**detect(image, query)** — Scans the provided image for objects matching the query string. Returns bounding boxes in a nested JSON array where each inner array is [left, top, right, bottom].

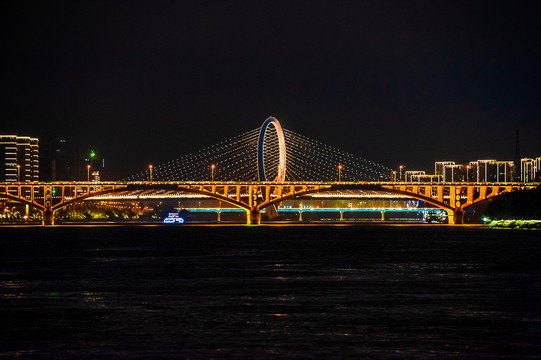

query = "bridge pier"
[[247, 208, 261, 225], [447, 210, 455, 225], [447, 209, 464, 225], [42, 208, 54, 226], [454, 209, 464, 224]]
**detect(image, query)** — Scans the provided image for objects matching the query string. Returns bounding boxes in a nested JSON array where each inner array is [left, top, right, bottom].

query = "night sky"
[[1, 1, 540, 179]]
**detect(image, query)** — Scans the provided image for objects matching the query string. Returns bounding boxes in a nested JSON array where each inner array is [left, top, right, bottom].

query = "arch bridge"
[[0, 181, 536, 225]]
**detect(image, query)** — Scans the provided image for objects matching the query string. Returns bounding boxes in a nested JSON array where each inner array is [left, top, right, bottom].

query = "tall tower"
[[514, 130, 521, 181]]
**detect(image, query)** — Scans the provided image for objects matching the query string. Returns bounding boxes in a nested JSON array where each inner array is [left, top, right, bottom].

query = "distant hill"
[[484, 186, 541, 220]]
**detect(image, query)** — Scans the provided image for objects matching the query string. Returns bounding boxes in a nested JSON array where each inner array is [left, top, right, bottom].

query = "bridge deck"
[[1, 181, 537, 225]]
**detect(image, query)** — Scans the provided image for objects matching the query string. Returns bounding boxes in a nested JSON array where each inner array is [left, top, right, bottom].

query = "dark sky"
[[1, 1, 540, 179]]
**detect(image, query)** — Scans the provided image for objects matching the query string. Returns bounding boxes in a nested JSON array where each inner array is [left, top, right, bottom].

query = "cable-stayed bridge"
[[0, 117, 537, 226], [124, 125, 391, 182]]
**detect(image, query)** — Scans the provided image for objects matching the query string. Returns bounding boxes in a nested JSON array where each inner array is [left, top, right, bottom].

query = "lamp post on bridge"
[[87, 165, 91, 182], [17, 164, 20, 182], [399, 165, 404, 182], [211, 164, 215, 182], [466, 165, 470, 182], [338, 164, 343, 182], [149, 164, 153, 182]]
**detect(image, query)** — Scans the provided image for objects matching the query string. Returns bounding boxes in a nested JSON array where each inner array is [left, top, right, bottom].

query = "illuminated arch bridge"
[[0, 117, 537, 225], [0, 180, 535, 226]]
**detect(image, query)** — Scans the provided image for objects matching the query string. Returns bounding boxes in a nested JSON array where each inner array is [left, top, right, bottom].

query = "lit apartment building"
[[493, 161, 514, 182], [404, 170, 425, 182], [435, 161, 454, 177], [521, 158, 535, 182], [466, 162, 476, 182], [0, 135, 39, 182], [475, 160, 496, 182], [443, 164, 463, 182]]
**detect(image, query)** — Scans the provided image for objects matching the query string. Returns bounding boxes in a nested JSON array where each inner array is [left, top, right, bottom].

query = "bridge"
[[1, 117, 537, 225], [1, 180, 535, 225]]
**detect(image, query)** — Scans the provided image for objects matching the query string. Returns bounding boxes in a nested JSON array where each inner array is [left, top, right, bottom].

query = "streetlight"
[[87, 165, 91, 182], [399, 165, 404, 182], [466, 165, 470, 182], [211, 164, 216, 182], [338, 164, 343, 182], [149, 164, 153, 182], [17, 164, 20, 182]]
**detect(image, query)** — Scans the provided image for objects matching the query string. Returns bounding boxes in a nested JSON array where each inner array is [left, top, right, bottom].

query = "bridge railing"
[[1, 181, 538, 225]]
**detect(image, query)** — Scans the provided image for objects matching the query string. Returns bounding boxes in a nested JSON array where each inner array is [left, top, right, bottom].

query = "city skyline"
[[2, 1, 540, 179], [2, 129, 540, 183]]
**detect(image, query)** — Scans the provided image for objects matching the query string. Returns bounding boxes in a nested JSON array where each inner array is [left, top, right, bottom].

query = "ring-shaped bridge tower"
[[257, 116, 286, 183]]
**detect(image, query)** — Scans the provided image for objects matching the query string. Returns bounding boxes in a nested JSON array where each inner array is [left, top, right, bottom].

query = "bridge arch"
[[1, 184, 253, 225], [258, 183, 455, 220], [258, 117, 286, 183], [0, 184, 131, 225], [145, 186, 251, 211], [4, 181, 534, 226], [52, 188, 127, 211], [0, 192, 44, 211]]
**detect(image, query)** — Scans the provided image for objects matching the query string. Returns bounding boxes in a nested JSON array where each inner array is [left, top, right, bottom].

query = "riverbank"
[[486, 220, 541, 229]]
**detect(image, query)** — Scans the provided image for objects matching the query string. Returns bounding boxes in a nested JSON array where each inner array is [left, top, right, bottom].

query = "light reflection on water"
[[0, 225, 540, 359], [1, 280, 24, 299]]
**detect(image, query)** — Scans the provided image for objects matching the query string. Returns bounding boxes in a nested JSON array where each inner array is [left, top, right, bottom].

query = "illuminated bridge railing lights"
[[1, 180, 538, 226]]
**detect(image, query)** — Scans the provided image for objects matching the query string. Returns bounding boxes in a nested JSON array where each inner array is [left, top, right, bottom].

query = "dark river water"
[[1, 225, 540, 359]]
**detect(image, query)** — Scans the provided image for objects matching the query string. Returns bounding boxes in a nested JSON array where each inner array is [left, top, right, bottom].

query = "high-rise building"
[[51, 139, 74, 181], [476, 160, 496, 182], [404, 170, 425, 182], [0, 135, 17, 182], [435, 161, 454, 177], [0, 135, 39, 182], [535, 157, 541, 181], [443, 164, 463, 182], [467, 161, 477, 182], [47, 140, 106, 181], [494, 161, 514, 182], [521, 158, 535, 182]]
